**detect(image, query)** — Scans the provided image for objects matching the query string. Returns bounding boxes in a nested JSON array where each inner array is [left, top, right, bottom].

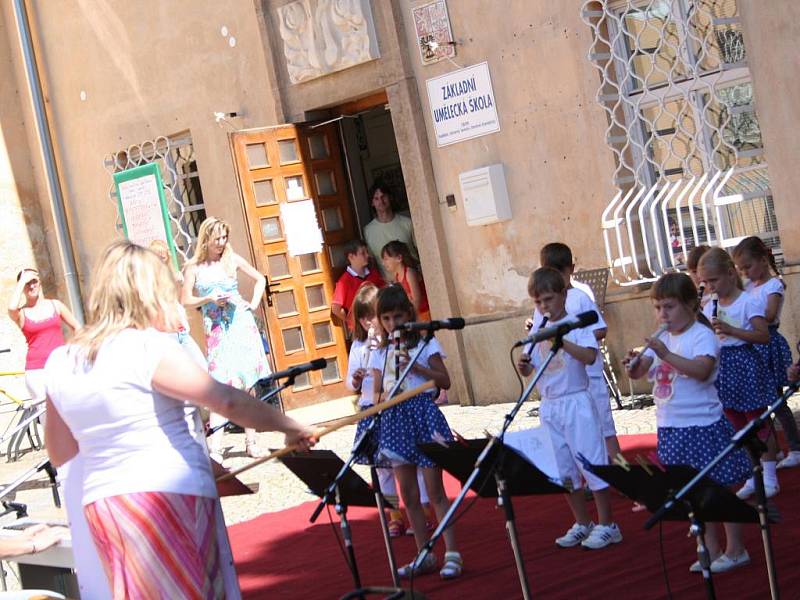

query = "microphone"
[[398, 318, 466, 332], [259, 358, 327, 382], [711, 293, 719, 319], [627, 324, 669, 371], [513, 311, 599, 348], [393, 329, 403, 381]]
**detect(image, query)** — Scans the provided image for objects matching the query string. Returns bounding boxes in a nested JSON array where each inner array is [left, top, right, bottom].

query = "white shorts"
[[539, 391, 609, 491], [589, 376, 617, 438]]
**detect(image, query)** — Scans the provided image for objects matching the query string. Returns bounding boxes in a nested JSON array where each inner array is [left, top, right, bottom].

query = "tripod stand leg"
[[496, 474, 531, 600], [749, 464, 780, 600], [370, 467, 400, 587]]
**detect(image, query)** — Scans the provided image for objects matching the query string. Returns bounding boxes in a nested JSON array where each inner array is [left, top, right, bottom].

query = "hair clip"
[[634, 454, 654, 476]]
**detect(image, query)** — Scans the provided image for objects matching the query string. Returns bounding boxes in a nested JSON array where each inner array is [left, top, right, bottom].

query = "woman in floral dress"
[[182, 217, 271, 459]]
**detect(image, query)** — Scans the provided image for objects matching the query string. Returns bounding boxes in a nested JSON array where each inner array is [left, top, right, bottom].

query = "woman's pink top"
[[21, 301, 65, 370]]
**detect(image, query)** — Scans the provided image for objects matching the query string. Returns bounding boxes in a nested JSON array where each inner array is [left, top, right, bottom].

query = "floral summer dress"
[[194, 262, 270, 390]]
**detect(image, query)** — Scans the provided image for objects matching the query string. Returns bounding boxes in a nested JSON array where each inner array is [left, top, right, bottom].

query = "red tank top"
[[21, 301, 65, 369], [400, 266, 430, 316]]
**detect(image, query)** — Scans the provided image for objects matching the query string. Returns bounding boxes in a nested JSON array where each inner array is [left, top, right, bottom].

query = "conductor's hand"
[[23, 524, 69, 553], [516, 353, 533, 377], [284, 426, 318, 452]]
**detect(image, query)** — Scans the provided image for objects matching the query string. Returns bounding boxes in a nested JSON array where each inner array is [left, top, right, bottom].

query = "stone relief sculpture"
[[277, 0, 379, 84]]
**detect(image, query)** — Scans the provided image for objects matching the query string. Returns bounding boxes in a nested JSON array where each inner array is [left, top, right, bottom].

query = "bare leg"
[[722, 522, 745, 557], [421, 467, 457, 553], [592, 487, 613, 525], [565, 489, 592, 525], [395, 465, 426, 551], [702, 523, 722, 559], [605, 435, 622, 461]]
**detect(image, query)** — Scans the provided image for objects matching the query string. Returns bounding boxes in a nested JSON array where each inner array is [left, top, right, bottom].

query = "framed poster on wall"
[[113, 162, 178, 268]]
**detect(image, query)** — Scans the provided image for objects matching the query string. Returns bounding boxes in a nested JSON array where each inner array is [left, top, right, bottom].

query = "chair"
[[0, 374, 44, 462], [571, 268, 624, 410]]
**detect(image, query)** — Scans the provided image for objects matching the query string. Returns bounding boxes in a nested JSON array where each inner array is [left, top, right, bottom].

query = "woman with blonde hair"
[[182, 217, 271, 459], [44, 240, 315, 598]]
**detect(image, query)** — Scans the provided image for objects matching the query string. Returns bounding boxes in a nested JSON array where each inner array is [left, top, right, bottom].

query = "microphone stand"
[[206, 376, 293, 437], [645, 382, 799, 600], [309, 330, 436, 600], [410, 333, 566, 600]]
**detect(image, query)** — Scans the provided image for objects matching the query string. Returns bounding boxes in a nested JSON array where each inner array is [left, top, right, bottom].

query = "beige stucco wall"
[[22, 0, 283, 291]]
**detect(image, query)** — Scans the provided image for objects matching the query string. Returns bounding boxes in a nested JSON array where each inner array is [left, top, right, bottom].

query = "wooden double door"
[[231, 124, 358, 410]]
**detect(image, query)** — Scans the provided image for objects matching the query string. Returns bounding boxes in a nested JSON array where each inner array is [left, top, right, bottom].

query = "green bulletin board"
[[113, 163, 179, 269]]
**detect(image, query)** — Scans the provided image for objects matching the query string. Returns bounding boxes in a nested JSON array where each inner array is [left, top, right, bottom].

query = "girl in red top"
[[381, 241, 430, 320], [7, 268, 79, 404]]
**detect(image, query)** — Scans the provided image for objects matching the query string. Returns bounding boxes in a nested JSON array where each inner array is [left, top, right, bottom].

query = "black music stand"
[[279, 450, 404, 600], [585, 463, 761, 600], [421, 439, 566, 596]]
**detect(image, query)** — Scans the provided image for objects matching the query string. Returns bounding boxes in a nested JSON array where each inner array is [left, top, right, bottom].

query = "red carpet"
[[229, 434, 800, 599]]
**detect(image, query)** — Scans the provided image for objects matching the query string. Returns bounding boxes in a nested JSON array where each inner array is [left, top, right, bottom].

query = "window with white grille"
[[581, 0, 780, 285], [104, 133, 207, 263]]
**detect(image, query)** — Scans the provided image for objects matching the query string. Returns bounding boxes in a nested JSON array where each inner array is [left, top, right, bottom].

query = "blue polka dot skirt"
[[658, 417, 751, 485], [377, 392, 453, 468], [755, 326, 794, 389], [716, 344, 775, 412]]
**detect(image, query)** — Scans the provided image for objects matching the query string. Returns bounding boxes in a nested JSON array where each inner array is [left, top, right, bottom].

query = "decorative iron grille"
[[581, 0, 781, 285], [103, 133, 206, 264]]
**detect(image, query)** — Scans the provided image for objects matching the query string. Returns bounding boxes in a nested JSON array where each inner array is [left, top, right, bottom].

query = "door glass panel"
[[292, 371, 311, 391], [267, 253, 290, 279], [253, 179, 276, 206], [260, 217, 283, 242], [312, 321, 334, 346], [274, 290, 297, 316], [308, 134, 329, 159], [321, 207, 343, 232], [315, 170, 336, 195], [299, 252, 320, 273], [278, 139, 300, 164], [321, 358, 341, 384], [246, 143, 269, 169], [328, 244, 347, 269], [305, 284, 327, 310], [285, 176, 306, 201], [282, 327, 304, 353]]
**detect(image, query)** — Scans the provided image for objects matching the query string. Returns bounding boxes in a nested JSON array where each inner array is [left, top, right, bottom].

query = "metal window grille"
[[581, 0, 781, 285], [103, 133, 207, 264]]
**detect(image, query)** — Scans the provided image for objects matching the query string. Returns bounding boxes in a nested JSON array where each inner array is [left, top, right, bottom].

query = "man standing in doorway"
[[363, 181, 418, 281]]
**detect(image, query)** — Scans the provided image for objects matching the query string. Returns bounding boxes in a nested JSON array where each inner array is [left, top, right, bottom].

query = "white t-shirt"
[[570, 279, 596, 303], [369, 337, 445, 395], [644, 321, 722, 428], [745, 277, 784, 326], [347, 338, 378, 407], [45, 328, 216, 505], [701, 291, 764, 347], [531, 288, 605, 377], [529, 314, 597, 399]]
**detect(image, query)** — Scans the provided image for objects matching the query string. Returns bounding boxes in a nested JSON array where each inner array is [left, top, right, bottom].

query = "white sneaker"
[[777, 451, 800, 469], [710, 551, 750, 573], [765, 483, 780, 498], [555, 522, 594, 548], [581, 523, 623, 550]]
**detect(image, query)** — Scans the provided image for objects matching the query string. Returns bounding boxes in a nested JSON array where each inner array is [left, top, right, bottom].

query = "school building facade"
[[2, 0, 799, 411]]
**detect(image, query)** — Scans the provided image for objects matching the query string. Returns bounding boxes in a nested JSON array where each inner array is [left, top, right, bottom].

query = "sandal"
[[397, 553, 437, 578], [439, 551, 463, 579], [388, 518, 404, 538]]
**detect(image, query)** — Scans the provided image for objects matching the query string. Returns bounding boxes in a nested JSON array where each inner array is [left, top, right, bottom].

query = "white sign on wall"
[[117, 173, 167, 247], [425, 61, 500, 147]]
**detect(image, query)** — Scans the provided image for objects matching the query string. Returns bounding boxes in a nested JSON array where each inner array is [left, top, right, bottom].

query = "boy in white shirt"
[[517, 268, 622, 550], [534, 243, 621, 459]]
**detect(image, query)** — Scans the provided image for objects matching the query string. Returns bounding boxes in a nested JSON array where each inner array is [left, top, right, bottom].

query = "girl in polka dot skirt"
[[733, 236, 800, 469], [625, 272, 752, 574], [698, 248, 778, 500], [368, 284, 462, 579]]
